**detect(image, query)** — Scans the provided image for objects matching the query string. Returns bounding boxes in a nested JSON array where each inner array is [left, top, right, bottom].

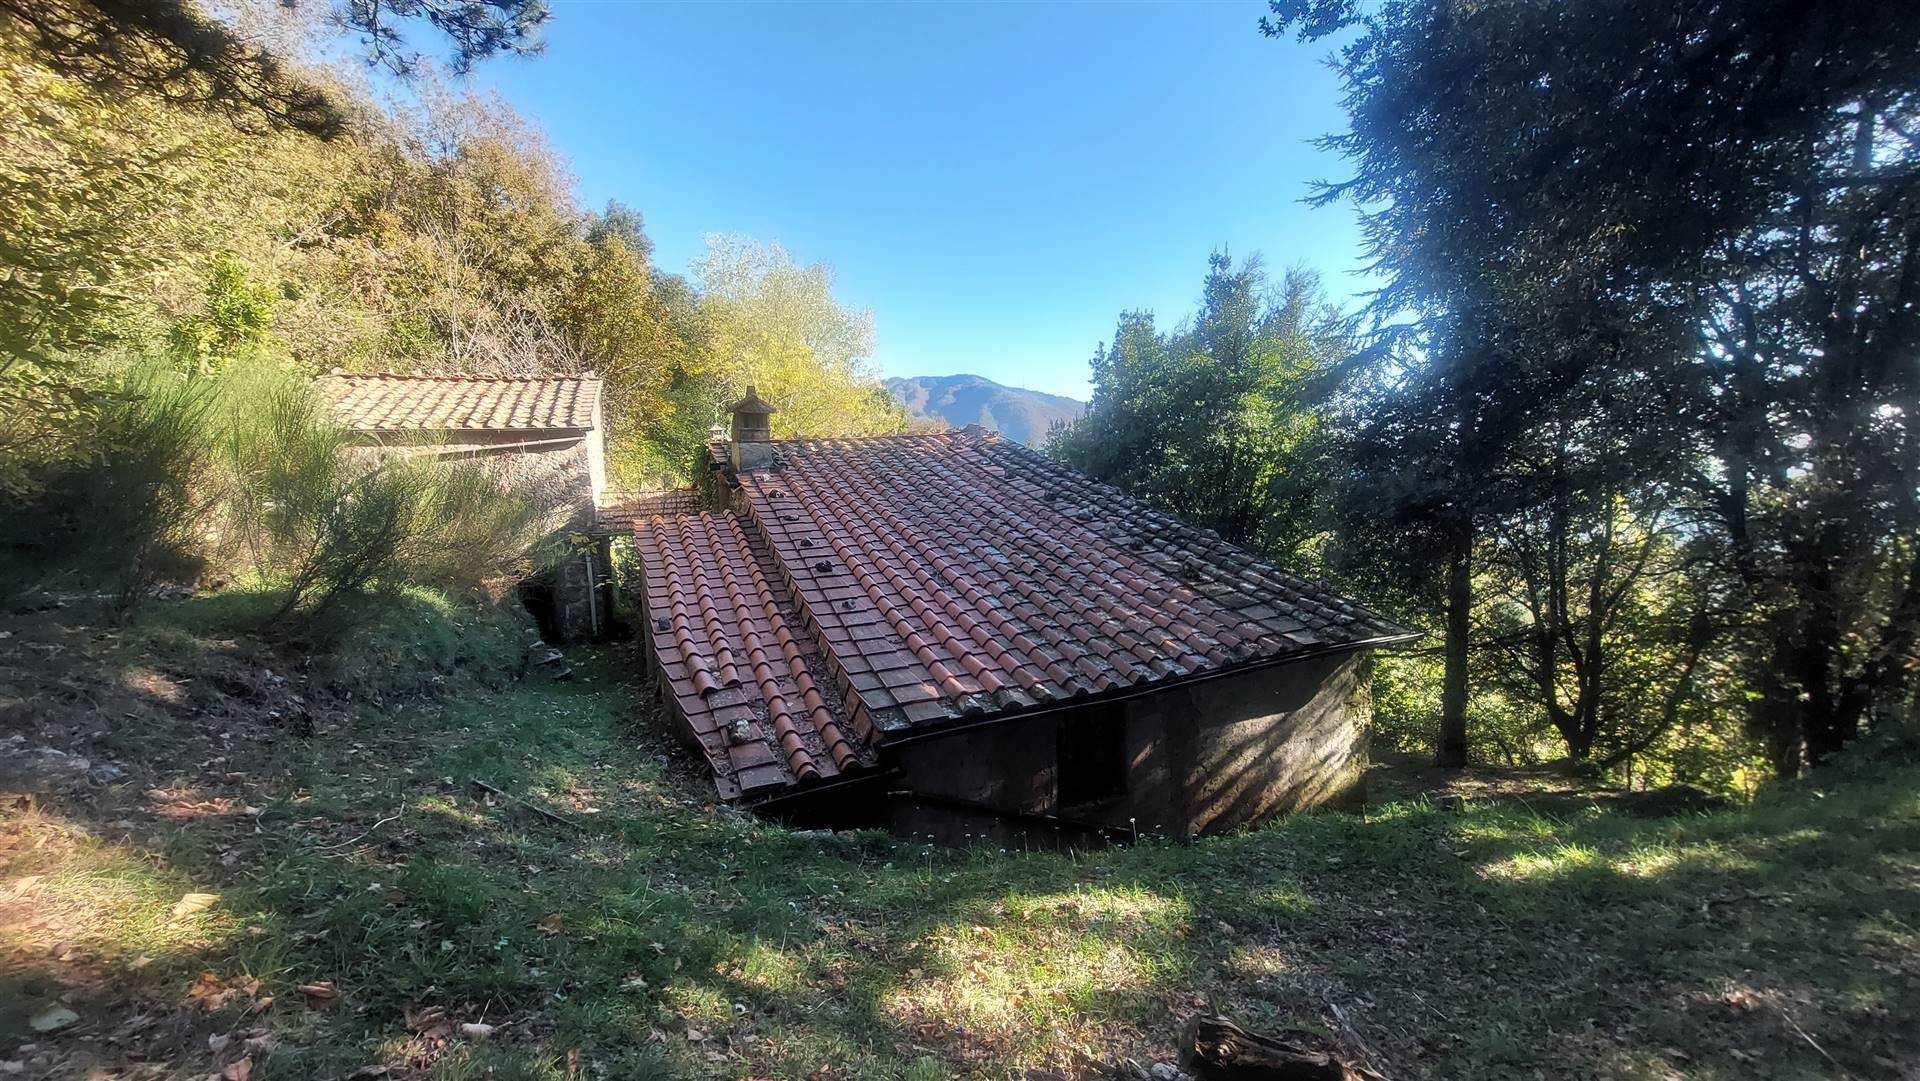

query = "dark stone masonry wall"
[[890, 650, 1372, 837], [549, 543, 614, 643]]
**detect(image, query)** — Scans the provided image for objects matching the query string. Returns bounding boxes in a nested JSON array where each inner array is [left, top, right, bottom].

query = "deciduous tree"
[[1055, 255, 1347, 571]]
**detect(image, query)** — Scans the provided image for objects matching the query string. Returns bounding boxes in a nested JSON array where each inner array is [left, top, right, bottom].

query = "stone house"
[[315, 371, 614, 640], [626, 390, 1417, 838]]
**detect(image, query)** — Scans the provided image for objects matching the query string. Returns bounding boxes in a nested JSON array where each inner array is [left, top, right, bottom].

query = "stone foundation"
[[548, 540, 614, 642]]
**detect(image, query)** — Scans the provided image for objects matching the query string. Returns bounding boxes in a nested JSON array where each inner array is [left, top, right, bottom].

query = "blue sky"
[[465, 2, 1367, 401]]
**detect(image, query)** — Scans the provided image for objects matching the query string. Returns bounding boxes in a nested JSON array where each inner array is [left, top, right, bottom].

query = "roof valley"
[[637, 512, 870, 798]]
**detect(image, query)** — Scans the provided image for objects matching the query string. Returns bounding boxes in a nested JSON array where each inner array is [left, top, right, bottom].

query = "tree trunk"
[[1758, 629, 1807, 778], [1565, 727, 1594, 763], [1437, 521, 1472, 768], [1864, 539, 1920, 731]]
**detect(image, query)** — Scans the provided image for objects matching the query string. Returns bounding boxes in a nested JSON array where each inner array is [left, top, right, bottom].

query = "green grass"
[[4, 624, 1918, 1078], [142, 583, 526, 695]]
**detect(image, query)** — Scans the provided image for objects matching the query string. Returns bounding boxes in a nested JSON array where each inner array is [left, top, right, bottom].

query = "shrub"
[[2, 359, 549, 633], [1369, 648, 1441, 756], [408, 459, 552, 595], [214, 369, 545, 643], [0, 364, 217, 612], [168, 255, 279, 374]]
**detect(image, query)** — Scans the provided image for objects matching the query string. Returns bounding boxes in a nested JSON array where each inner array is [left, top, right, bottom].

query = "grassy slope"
[[3, 603, 1918, 1079]]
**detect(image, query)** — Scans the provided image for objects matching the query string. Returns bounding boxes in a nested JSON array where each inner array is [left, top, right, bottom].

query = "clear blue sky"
[[465, 2, 1367, 402]]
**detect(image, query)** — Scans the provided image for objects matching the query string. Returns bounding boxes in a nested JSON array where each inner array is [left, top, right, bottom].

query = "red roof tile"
[[632, 512, 870, 799], [734, 429, 1415, 736], [317, 373, 601, 432], [594, 489, 703, 534], [636, 428, 1416, 801]]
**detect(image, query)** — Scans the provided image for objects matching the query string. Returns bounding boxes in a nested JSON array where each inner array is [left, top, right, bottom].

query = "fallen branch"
[[1775, 1003, 1846, 1076], [1185, 1015, 1377, 1081], [470, 778, 583, 831], [317, 800, 407, 851], [1325, 1002, 1387, 1076]]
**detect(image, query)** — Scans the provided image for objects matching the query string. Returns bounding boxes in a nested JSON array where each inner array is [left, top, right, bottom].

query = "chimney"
[[728, 385, 776, 471]]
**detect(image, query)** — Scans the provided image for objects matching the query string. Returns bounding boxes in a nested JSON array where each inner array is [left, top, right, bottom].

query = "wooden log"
[[1184, 1016, 1370, 1081]]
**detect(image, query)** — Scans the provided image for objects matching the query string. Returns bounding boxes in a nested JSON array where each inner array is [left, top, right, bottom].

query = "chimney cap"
[[730, 385, 775, 417]]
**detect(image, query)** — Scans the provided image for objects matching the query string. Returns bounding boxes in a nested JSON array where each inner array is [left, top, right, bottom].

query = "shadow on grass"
[[6, 630, 1918, 1079]]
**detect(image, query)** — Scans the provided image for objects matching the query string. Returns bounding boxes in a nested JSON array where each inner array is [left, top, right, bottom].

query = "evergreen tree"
[[1266, 0, 1920, 774]]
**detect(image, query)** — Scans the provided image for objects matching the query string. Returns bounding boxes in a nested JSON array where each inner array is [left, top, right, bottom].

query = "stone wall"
[[889, 650, 1373, 836], [1122, 650, 1372, 833], [546, 546, 601, 643], [344, 430, 611, 642], [345, 431, 600, 531]]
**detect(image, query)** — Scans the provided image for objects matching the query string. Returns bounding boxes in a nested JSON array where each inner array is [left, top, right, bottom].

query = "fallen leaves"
[[185, 972, 267, 1013], [170, 891, 220, 921], [146, 788, 239, 820], [380, 1002, 515, 1073], [407, 1004, 453, 1038], [186, 972, 228, 1009], [2, 874, 44, 900]]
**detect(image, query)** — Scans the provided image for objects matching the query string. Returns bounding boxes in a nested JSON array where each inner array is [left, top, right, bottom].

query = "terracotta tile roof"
[[632, 512, 871, 799], [636, 427, 1416, 801], [316, 373, 602, 432], [739, 429, 1416, 734]]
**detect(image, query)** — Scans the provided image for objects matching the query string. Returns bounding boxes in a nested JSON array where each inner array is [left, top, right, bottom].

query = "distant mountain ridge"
[[884, 374, 1086, 446]]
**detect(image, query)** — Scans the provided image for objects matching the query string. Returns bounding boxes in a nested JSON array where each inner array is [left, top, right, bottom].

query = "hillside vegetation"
[[4, 596, 1917, 1079], [3, 3, 1917, 1078], [1, 6, 904, 502], [1055, 0, 1920, 790]]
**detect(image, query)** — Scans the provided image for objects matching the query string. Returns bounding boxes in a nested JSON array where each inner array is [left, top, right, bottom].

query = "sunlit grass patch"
[[882, 883, 1192, 1063], [10, 593, 1920, 1080], [1002, 881, 1189, 932], [1478, 841, 1603, 883], [0, 808, 241, 967], [658, 980, 735, 1033], [413, 792, 498, 833], [119, 663, 189, 704], [1616, 838, 1773, 880], [717, 937, 808, 995], [1225, 942, 1303, 984], [1611, 842, 1687, 878]]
